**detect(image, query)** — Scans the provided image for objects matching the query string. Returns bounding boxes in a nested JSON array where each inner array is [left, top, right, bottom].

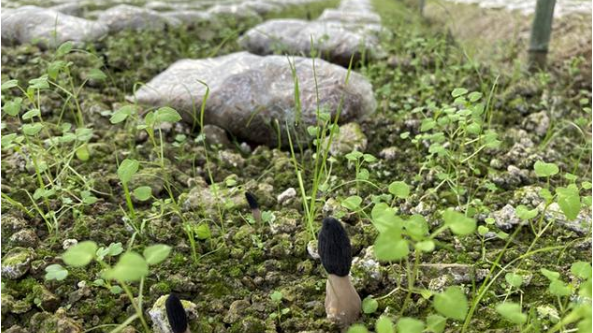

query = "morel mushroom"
[[245, 191, 261, 224], [318, 217, 361, 328], [166, 293, 189, 333]]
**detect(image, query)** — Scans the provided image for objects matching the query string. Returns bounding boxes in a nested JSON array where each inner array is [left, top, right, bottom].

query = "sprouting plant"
[[269, 290, 290, 325], [50, 241, 171, 333]]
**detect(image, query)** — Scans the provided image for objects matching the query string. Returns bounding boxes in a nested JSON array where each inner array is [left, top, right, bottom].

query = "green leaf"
[[154, 106, 182, 124], [363, 154, 377, 163], [56, 41, 73, 57], [540, 268, 560, 281], [534, 161, 559, 177], [415, 240, 435, 252], [388, 181, 410, 199], [75, 145, 90, 161], [22, 108, 40, 120], [195, 223, 211, 240], [495, 302, 526, 324], [396, 317, 425, 333], [477, 225, 489, 235], [143, 244, 171, 265], [1, 79, 19, 91], [442, 209, 476, 236], [374, 229, 409, 262], [451, 88, 468, 98], [117, 159, 139, 184], [468, 91, 483, 102], [110, 105, 135, 124], [420, 119, 436, 132], [28, 75, 49, 90], [505, 273, 523, 288], [342, 196, 362, 211], [345, 151, 363, 161], [103, 252, 149, 282], [106, 242, 124, 257], [549, 279, 572, 296], [426, 314, 446, 333], [362, 296, 378, 314], [515, 205, 538, 220], [22, 123, 44, 136], [133, 186, 152, 201], [571, 261, 592, 280], [556, 185, 581, 221], [405, 214, 428, 241], [87, 68, 107, 81], [44, 264, 69, 281], [270, 290, 283, 302], [375, 315, 395, 333], [347, 324, 368, 333], [3, 98, 22, 116], [62, 241, 97, 267], [371, 203, 402, 234], [433, 286, 468, 321]]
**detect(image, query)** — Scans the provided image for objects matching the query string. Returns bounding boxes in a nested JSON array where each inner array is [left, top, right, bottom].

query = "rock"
[[351, 246, 382, 290], [2, 294, 15, 314], [1, 6, 108, 49], [523, 111, 550, 137], [161, 10, 212, 26], [148, 295, 198, 333], [62, 239, 78, 250], [1, 247, 34, 279], [203, 125, 232, 148], [3, 325, 27, 333], [218, 151, 245, 169], [50, 3, 83, 17], [224, 299, 250, 324], [491, 204, 524, 231], [542, 203, 592, 235], [422, 263, 489, 290], [9, 229, 39, 247], [239, 19, 382, 66], [307, 240, 320, 260], [30, 308, 83, 333], [128, 167, 166, 197], [269, 210, 299, 235], [97, 5, 180, 33], [277, 188, 297, 206], [33, 285, 60, 312], [317, 9, 381, 24], [379, 146, 399, 161], [134, 52, 376, 147], [327, 122, 368, 156], [1, 215, 28, 242], [183, 178, 245, 213], [207, 4, 262, 25], [241, 1, 281, 15]]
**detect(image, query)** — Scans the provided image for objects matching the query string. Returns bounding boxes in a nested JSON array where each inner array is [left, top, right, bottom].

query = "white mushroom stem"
[[325, 274, 361, 328]]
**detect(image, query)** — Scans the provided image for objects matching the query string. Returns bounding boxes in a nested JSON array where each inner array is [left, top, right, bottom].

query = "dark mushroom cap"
[[245, 192, 259, 210], [318, 217, 352, 277], [166, 293, 188, 333]]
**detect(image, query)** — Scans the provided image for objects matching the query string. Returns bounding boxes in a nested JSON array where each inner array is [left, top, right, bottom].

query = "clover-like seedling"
[[318, 217, 361, 328], [166, 293, 189, 333], [245, 192, 261, 224]]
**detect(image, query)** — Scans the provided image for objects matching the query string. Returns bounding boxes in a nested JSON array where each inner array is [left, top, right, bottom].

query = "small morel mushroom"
[[166, 293, 189, 333], [245, 191, 261, 224], [318, 217, 361, 328]]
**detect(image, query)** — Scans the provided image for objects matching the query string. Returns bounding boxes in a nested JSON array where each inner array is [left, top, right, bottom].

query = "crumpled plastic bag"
[[133, 52, 376, 147], [1, 6, 108, 49], [239, 19, 382, 66]]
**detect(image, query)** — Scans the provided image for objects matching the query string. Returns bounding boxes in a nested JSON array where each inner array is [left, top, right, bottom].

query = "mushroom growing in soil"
[[318, 217, 361, 328], [245, 191, 261, 224], [166, 293, 190, 333]]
